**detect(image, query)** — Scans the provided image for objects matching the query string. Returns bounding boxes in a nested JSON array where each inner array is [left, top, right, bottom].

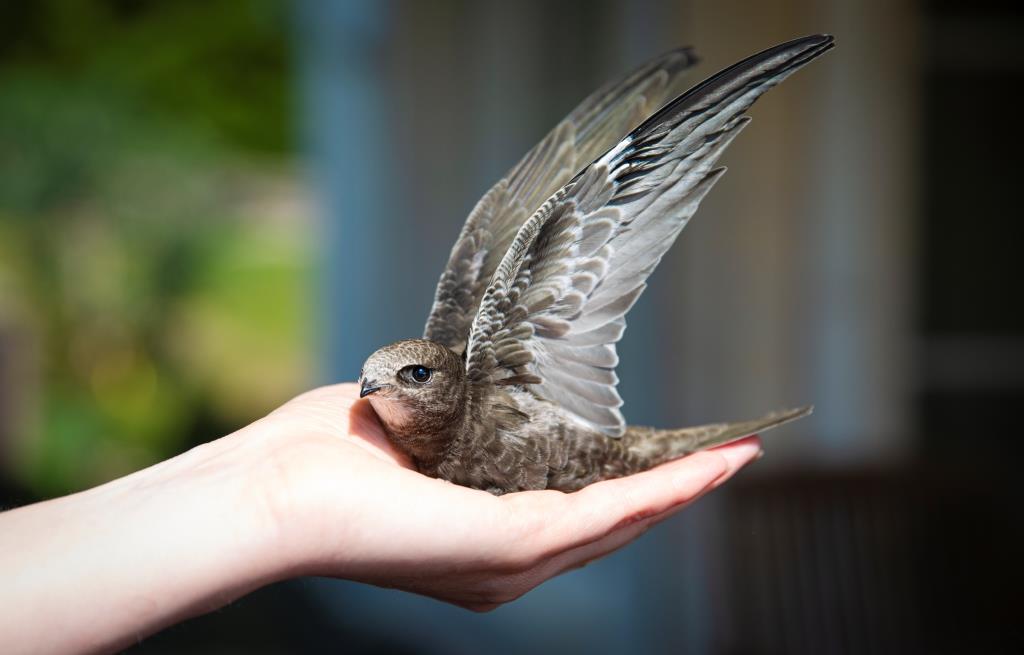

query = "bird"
[[357, 34, 835, 494]]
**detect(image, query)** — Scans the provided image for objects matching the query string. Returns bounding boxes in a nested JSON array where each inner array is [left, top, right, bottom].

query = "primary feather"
[[423, 47, 699, 353], [464, 35, 834, 436]]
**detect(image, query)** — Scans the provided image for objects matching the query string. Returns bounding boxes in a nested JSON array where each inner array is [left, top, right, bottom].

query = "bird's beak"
[[359, 378, 382, 398]]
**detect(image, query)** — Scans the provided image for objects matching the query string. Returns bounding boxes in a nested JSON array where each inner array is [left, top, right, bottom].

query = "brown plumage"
[[358, 35, 833, 494]]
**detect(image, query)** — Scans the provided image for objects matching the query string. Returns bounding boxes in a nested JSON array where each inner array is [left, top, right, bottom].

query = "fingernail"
[[717, 439, 762, 473]]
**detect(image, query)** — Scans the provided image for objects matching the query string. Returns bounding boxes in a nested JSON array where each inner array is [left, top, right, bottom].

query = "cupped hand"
[[245, 383, 761, 611]]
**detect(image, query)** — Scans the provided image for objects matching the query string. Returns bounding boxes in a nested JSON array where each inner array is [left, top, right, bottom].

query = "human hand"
[[0, 383, 761, 654], [244, 383, 763, 611]]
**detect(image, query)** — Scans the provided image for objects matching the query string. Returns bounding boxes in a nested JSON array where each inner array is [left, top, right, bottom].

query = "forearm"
[[0, 429, 285, 655], [0, 381, 764, 651]]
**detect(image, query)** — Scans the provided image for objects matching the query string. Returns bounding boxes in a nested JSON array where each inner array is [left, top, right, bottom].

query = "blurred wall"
[[673, 0, 919, 466]]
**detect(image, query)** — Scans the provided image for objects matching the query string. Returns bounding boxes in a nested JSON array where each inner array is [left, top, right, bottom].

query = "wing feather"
[[464, 35, 835, 436], [423, 48, 700, 351]]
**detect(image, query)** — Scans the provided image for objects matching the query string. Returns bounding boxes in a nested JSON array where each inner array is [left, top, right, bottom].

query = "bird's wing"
[[423, 48, 700, 353], [464, 35, 834, 436]]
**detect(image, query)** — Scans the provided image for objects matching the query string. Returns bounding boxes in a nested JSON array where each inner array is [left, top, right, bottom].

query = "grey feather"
[[465, 35, 834, 437], [359, 36, 833, 495], [423, 48, 700, 352]]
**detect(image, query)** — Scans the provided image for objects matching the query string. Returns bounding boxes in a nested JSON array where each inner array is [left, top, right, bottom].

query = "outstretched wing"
[[464, 35, 834, 436], [423, 48, 700, 352]]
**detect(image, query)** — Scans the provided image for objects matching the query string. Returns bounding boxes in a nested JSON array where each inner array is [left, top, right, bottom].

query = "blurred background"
[[0, 0, 1020, 653]]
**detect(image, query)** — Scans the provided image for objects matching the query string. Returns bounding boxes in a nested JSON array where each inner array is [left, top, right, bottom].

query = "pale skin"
[[0, 383, 762, 655]]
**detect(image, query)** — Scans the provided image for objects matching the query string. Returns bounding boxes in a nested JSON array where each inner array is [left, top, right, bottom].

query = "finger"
[[507, 450, 727, 563], [523, 438, 763, 584], [446, 474, 718, 609], [503, 497, 689, 600], [516, 436, 763, 562], [621, 435, 762, 525], [707, 436, 762, 487], [603, 436, 762, 535], [570, 450, 727, 531]]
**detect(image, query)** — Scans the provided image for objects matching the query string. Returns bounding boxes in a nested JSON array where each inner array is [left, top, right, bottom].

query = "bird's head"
[[358, 339, 467, 447]]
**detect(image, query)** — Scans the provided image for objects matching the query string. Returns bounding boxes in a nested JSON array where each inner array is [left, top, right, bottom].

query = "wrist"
[[130, 423, 299, 590], [79, 426, 294, 647], [0, 424, 295, 654]]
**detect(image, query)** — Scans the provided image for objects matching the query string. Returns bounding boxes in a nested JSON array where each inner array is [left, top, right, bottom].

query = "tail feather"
[[624, 405, 813, 468]]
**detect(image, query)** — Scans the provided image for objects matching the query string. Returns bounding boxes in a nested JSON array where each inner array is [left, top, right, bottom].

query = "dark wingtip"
[[627, 33, 836, 143], [776, 33, 835, 50]]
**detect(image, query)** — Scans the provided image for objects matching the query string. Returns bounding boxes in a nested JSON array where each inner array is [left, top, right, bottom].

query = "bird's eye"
[[410, 365, 432, 383]]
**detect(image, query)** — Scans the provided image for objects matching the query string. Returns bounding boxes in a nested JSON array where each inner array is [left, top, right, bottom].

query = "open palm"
[[250, 383, 762, 611]]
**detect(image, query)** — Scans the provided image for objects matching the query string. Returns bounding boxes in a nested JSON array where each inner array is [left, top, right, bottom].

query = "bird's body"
[[373, 347, 808, 493], [436, 387, 805, 494], [435, 386, 644, 494], [358, 35, 834, 494]]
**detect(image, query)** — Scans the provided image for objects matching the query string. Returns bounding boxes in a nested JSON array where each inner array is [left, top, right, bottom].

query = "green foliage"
[[0, 0, 311, 497], [0, 0, 293, 154]]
